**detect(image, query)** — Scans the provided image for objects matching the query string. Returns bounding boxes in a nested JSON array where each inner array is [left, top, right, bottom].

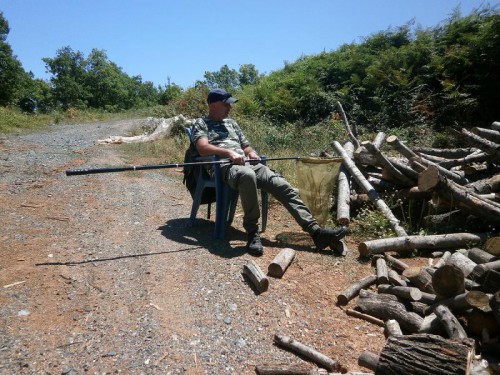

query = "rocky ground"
[[0, 119, 422, 374]]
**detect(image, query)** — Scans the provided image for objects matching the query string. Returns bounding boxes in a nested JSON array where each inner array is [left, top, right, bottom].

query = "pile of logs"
[[333, 120, 500, 235], [337, 246, 500, 374]]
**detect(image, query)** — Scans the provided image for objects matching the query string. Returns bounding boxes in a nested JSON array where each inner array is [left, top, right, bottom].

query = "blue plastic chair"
[[186, 128, 268, 239]]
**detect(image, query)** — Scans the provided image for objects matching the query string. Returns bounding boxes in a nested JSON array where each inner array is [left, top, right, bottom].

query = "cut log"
[[384, 254, 409, 271], [333, 141, 408, 237], [419, 166, 500, 225], [376, 258, 389, 285], [446, 252, 477, 278], [482, 269, 500, 293], [402, 267, 435, 294], [358, 351, 379, 372], [337, 141, 354, 225], [485, 237, 500, 256], [374, 334, 475, 375], [467, 247, 497, 264], [337, 274, 377, 306], [377, 285, 422, 301], [268, 248, 296, 278], [465, 309, 499, 337], [356, 293, 424, 333], [470, 259, 500, 281], [243, 260, 269, 294], [434, 305, 468, 339], [431, 264, 465, 297], [434, 251, 452, 269], [492, 121, 500, 131], [467, 174, 500, 194], [425, 291, 490, 315], [471, 127, 500, 143], [388, 270, 407, 287], [358, 233, 488, 257], [384, 319, 403, 337], [273, 333, 344, 372]]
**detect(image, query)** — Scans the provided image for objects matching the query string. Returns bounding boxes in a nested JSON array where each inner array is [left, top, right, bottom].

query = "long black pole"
[[65, 156, 301, 176]]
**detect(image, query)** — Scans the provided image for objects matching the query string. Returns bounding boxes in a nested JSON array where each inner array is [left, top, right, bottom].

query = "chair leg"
[[188, 185, 205, 227], [261, 190, 268, 232]]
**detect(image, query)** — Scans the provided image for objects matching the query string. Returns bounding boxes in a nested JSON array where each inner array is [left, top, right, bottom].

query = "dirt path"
[[1, 120, 387, 374]]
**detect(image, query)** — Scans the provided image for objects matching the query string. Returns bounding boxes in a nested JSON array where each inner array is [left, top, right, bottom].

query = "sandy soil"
[[0, 119, 425, 374]]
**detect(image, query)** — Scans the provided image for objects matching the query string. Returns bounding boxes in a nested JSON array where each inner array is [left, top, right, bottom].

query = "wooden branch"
[[255, 365, 318, 375], [268, 248, 296, 278], [333, 141, 408, 237], [345, 308, 385, 327], [372, 131, 386, 149], [336, 101, 360, 148], [273, 334, 344, 372], [376, 334, 475, 374], [388, 270, 407, 287], [243, 260, 269, 294], [434, 305, 468, 339], [358, 232, 488, 257], [384, 254, 409, 271], [337, 274, 377, 306]]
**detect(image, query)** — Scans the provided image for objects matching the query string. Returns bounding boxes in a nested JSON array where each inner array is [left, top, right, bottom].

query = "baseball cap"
[[207, 88, 238, 104]]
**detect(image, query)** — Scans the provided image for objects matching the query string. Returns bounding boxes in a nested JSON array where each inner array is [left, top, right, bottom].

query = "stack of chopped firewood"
[[331, 113, 500, 374]]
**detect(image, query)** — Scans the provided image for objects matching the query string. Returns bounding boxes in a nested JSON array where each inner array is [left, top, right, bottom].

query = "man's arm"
[[195, 138, 246, 165]]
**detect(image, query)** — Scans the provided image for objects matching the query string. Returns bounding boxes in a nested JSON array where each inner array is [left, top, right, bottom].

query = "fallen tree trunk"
[[333, 141, 408, 237], [372, 334, 474, 375], [358, 232, 488, 257]]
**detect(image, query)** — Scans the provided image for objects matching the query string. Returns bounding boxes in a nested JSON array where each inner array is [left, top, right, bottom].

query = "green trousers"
[[223, 163, 320, 235]]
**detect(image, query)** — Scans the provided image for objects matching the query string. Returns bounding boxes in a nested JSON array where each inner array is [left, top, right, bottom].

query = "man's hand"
[[246, 151, 261, 165], [228, 150, 246, 165]]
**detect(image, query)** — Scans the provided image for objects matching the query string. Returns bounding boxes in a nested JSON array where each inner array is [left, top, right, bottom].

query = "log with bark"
[[402, 267, 435, 294], [370, 334, 475, 375], [358, 232, 488, 257], [337, 142, 354, 225], [471, 127, 500, 143], [431, 264, 465, 297], [337, 274, 377, 306], [461, 127, 500, 162], [268, 248, 296, 278], [243, 260, 269, 294], [434, 304, 468, 339], [418, 165, 500, 226], [470, 259, 500, 282]]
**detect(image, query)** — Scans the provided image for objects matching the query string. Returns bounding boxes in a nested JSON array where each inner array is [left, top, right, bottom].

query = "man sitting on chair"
[[190, 88, 347, 256]]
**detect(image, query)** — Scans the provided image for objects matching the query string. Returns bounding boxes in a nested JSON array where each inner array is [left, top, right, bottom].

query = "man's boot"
[[312, 226, 348, 251], [246, 231, 263, 256]]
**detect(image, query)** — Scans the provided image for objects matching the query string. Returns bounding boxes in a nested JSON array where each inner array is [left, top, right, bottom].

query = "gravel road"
[[0, 119, 385, 374]]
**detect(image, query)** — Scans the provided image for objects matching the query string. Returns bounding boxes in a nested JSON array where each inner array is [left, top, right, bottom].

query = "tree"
[[0, 12, 26, 106], [43, 46, 90, 109]]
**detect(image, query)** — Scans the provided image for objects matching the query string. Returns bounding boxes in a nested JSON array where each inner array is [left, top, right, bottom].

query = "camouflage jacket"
[[190, 117, 251, 156]]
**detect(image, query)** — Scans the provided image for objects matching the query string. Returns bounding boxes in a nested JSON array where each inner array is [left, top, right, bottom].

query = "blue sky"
[[1, 1, 494, 88]]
